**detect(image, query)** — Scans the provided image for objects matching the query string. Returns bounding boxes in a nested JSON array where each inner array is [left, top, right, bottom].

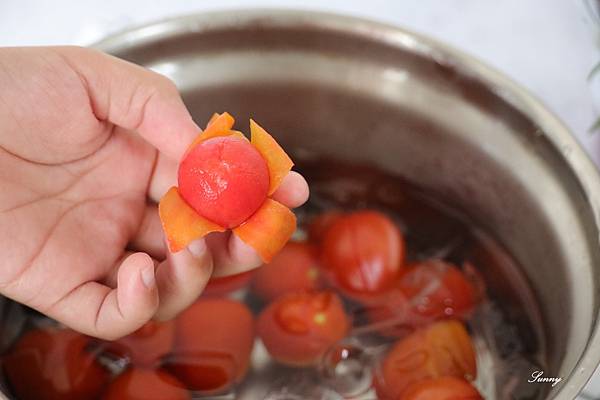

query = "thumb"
[[58, 46, 199, 161]]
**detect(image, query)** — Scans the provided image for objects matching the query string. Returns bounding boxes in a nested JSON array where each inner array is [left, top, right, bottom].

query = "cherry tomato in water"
[[103, 368, 190, 400], [400, 377, 482, 400], [322, 211, 405, 294], [4, 328, 109, 400], [257, 291, 350, 366]]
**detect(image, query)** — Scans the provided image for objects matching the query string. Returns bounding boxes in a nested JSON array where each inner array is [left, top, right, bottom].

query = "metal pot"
[[7, 9, 600, 400]]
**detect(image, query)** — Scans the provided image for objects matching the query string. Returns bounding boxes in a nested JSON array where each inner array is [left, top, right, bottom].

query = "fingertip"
[[118, 252, 159, 319], [271, 171, 310, 208], [212, 234, 262, 278]]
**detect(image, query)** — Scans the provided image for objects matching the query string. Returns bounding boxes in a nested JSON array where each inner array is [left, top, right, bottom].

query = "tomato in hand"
[[252, 242, 320, 301], [400, 377, 482, 400], [103, 368, 190, 400], [375, 320, 477, 400], [178, 136, 270, 228], [322, 210, 405, 294], [3, 328, 109, 400], [203, 269, 256, 297], [166, 298, 254, 394], [257, 291, 350, 366], [102, 320, 175, 367]]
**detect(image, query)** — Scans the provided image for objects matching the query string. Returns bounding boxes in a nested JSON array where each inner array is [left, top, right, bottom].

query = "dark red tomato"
[[400, 377, 482, 400], [398, 260, 477, 320], [178, 136, 269, 228], [366, 260, 478, 336], [375, 320, 477, 400], [166, 298, 254, 394], [103, 368, 189, 400], [257, 291, 350, 366], [3, 328, 109, 400], [203, 270, 256, 297], [307, 211, 342, 244], [252, 242, 320, 301], [102, 320, 175, 367], [322, 211, 405, 294]]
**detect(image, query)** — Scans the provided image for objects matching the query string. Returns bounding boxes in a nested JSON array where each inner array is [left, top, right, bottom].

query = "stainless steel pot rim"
[[93, 9, 600, 398]]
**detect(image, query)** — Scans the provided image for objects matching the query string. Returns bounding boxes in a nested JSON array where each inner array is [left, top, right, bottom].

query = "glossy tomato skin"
[[178, 136, 269, 228], [4, 328, 109, 400], [322, 211, 405, 294], [252, 242, 320, 301], [257, 291, 350, 366], [102, 320, 175, 367], [103, 368, 190, 400], [375, 320, 477, 400], [400, 377, 483, 400], [366, 260, 478, 336], [203, 269, 256, 297], [166, 298, 254, 394]]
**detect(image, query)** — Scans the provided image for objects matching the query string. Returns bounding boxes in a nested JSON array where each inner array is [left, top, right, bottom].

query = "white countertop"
[[1, 0, 600, 398]]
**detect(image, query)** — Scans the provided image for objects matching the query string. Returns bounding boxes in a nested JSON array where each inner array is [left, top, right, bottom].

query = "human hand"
[[0, 46, 309, 340]]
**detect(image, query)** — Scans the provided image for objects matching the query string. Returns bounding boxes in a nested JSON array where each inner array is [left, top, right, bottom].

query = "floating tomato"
[[257, 291, 350, 366], [252, 242, 320, 301], [203, 270, 256, 297], [366, 260, 478, 336], [322, 211, 405, 294], [102, 320, 175, 367], [375, 320, 477, 400], [166, 298, 254, 394], [400, 377, 482, 400], [3, 328, 109, 400], [103, 368, 189, 400]]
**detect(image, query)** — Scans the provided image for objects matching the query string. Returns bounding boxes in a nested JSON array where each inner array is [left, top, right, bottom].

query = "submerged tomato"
[[166, 298, 254, 394], [178, 136, 269, 228], [366, 260, 478, 336], [252, 242, 320, 301], [322, 211, 405, 294], [4, 328, 109, 400], [102, 320, 175, 367], [375, 320, 477, 400], [103, 368, 190, 400], [307, 211, 342, 244], [400, 377, 483, 400], [257, 291, 350, 366]]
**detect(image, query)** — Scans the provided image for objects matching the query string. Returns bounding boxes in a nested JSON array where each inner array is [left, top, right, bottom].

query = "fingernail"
[[187, 239, 207, 258], [141, 266, 155, 289]]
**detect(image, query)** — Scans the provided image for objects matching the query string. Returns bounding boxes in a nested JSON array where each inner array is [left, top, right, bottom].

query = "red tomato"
[[102, 320, 175, 367], [322, 211, 405, 294], [400, 377, 482, 400], [203, 270, 255, 297], [257, 291, 350, 366], [166, 298, 254, 394], [375, 320, 477, 400], [398, 260, 477, 320], [103, 368, 189, 400], [178, 136, 269, 228], [252, 242, 320, 301], [366, 260, 477, 336], [3, 328, 109, 400], [307, 211, 342, 244]]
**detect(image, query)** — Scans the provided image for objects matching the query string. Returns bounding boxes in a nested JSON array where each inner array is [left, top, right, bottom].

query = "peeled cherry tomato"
[[103, 368, 189, 400], [178, 136, 269, 228], [322, 211, 405, 294], [252, 242, 320, 301], [375, 320, 477, 400], [398, 260, 477, 320], [166, 298, 254, 394], [102, 320, 175, 367], [4, 328, 109, 400], [257, 291, 350, 366], [203, 270, 256, 297], [400, 377, 483, 400]]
